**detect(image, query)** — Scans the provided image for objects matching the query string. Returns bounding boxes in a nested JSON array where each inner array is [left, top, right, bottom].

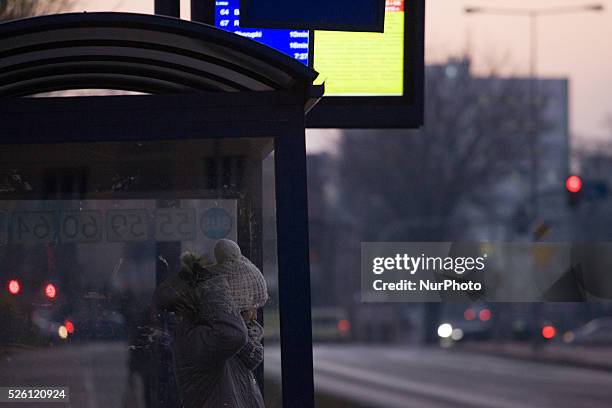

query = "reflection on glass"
[[0, 138, 279, 407]]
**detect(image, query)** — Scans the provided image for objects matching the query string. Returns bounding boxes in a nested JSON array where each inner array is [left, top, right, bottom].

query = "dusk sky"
[[77, 0, 612, 146]]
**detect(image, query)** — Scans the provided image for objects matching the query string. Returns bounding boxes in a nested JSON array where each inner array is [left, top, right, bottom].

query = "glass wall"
[[0, 137, 281, 407]]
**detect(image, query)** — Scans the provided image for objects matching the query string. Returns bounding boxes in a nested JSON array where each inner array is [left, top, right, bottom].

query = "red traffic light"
[[44, 283, 57, 299], [566, 176, 582, 193], [542, 325, 557, 339], [8, 279, 20, 295]]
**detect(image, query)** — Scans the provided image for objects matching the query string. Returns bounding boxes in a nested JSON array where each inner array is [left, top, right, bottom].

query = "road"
[[1, 342, 612, 407], [266, 344, 612, 408], [0, 342, 129, 408]]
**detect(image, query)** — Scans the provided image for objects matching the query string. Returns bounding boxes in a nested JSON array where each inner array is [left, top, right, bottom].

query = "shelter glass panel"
[[0, 137, 281, 407]]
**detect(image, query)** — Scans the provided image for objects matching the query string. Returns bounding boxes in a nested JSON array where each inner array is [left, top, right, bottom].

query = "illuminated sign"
[[215, 0, 309, 65], [313, 0, 405, 96], [214, 0, 424, 128]]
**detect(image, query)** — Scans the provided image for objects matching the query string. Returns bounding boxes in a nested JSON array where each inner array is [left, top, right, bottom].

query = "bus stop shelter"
[[0, 12, 318, 407]]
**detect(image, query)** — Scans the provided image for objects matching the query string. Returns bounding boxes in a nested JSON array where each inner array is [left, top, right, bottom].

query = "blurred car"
[[439, 303, 494, 341], [312, 307, 351, 342], [565, 317, 612, 346]]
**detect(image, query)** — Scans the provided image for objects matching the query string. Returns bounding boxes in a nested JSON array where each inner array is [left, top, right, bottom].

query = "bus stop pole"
[[274, 117, 315, 407]]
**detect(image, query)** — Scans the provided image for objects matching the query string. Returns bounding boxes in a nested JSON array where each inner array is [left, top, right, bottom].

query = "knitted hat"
[[209, 239, 268, 311]]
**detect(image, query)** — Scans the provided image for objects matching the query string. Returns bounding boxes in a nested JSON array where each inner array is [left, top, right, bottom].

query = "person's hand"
[[241, 309, 257, 322], [246, 320, 264, 343]]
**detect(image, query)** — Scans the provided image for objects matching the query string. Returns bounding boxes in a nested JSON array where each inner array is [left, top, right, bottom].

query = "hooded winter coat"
[[154, 270, 264, 408]]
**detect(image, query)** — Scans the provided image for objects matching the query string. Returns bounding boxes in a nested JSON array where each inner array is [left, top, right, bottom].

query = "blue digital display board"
[[215, 0, 309, 66]]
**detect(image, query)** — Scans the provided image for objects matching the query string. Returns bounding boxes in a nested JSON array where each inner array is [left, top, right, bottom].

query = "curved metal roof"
[[0, 12, 319, 97]]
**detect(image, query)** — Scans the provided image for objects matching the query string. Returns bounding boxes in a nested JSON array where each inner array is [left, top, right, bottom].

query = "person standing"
[[153, 244, 267, 408]]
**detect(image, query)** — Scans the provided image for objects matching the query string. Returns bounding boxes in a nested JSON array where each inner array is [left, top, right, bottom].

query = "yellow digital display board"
[[313, 0, 404, 96]]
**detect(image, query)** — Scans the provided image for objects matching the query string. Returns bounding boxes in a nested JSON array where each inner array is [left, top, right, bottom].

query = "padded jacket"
[[170, 275, 265, 408]]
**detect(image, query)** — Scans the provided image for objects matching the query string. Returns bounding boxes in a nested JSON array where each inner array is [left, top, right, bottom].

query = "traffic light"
[[44, 283, 57, 299], [8, 279, 21, 295], [541, 325, 557, 340], [566, 175, 582, 208], [566, 176, 609, 208]]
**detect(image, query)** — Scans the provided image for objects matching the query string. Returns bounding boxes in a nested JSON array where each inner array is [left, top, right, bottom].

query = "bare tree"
[[0, 0, 73, 21], [337, 57, 549, 242], [333, 56, 553, 343]]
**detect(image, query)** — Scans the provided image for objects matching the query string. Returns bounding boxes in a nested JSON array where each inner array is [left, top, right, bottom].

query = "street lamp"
[[465, 3, 604, 223]]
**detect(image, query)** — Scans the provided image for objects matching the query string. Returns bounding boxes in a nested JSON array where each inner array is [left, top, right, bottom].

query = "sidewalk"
[[458, 342, 612, 371]]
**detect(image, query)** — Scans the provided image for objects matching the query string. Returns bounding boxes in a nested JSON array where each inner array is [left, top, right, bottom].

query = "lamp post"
[[465, 4, 604, 223]]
